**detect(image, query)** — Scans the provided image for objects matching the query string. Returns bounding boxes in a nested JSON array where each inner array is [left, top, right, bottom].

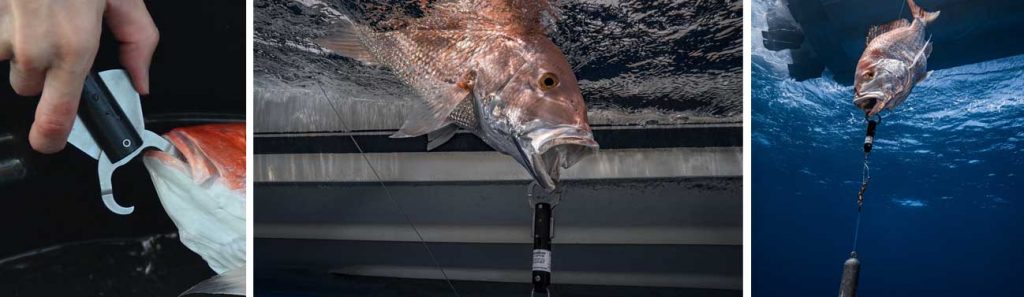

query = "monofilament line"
[[317, 82, 461, 297]]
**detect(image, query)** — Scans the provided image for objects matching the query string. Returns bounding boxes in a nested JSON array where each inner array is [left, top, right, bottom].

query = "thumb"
[[105, 0, 159, 94]]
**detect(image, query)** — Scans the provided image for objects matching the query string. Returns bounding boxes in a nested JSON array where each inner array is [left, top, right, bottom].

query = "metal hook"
[[97, 153, 134, 215], [527, 181, 562, 207], [95, 130, 172, 215]]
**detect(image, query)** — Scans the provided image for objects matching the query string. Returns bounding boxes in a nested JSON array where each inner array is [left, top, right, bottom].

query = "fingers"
[[105, 0, 158, 95], [0, 19, 10, 62], [21, 2, 103, 154], [3, 8, 47, 96], [3, 0, 147, 154], [9, 54, 47, 96], [29, 67, 90, 154]]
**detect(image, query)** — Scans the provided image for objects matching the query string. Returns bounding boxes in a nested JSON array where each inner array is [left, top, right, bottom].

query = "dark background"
[[0, 1, 243, 295]]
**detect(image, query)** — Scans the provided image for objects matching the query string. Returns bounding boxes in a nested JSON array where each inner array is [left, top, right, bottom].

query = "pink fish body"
[[853, 0, 940, 116], [318, 0, 598, 190]]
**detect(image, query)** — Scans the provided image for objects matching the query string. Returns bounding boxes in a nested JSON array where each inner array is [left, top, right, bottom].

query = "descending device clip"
[[67, 70, 172, 215], [528, 182, 562, 297]]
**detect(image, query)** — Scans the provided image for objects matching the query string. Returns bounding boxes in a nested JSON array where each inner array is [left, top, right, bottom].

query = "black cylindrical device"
[[532, 202, 553, 294], [839, 252, 861, 297], [863, 120, 878, 153]]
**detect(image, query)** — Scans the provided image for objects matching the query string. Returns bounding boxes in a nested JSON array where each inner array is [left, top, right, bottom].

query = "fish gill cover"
[[254, 0, 741, 133], [753, 0, 1024, 296]]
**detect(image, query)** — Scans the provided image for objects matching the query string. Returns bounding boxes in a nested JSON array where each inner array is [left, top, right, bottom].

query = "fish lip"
[[518, 126, 600, 190], [854, 93, 886, 115]]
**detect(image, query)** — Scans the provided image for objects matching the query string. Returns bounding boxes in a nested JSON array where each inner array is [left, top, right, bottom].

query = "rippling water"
[[253, 0, 740, 133], [0, 234, 216, 296], [753, 0, 1024, 295]]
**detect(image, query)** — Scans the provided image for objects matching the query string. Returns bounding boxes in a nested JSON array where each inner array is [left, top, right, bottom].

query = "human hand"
[[0, 0, 158, 153]]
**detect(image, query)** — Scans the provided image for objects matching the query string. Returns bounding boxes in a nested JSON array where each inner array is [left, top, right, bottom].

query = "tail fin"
[[180, 266, 245, 296], [907, 0, 940, 25]]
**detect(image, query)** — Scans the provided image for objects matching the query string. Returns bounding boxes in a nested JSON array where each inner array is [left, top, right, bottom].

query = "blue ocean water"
[[752, 42, 1024, 296]]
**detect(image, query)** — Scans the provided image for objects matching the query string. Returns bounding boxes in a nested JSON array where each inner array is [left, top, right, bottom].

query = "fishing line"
[[853, 114, 878, 250], [853, 152, 870, 251], [840, 115, 879, 296], [897, 0, 906, 19], [857, 154, 870, 211], [852, 208, 862, 251], [317, 82, 462, 297]]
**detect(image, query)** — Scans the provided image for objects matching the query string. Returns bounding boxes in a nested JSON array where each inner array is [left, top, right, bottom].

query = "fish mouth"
[[516, 126, 599, 191], [854, 93, 886, 116]]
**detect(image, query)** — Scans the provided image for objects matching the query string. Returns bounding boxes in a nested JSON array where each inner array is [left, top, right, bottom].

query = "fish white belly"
[[143, 156, 246, 274]]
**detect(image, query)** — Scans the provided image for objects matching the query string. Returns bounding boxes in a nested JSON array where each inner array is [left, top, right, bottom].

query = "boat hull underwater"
[[254, 113, 742, 293]]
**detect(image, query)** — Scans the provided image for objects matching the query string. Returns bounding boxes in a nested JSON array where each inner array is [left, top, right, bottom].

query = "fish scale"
[[367, 29, 481, 93], [869, 22, 925, 63], [449, 96, 478, 129]]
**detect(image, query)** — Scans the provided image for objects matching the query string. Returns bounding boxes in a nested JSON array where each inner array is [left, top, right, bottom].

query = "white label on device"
[[532, 249, 552, 272]]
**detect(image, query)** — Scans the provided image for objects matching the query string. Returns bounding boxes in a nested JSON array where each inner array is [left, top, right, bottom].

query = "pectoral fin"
[[911, 40, 932, 83], [424, 93, 482, 150], [392, 71, 477, 138], [391, 90, 470, 138], [427, 125, 458, 150]]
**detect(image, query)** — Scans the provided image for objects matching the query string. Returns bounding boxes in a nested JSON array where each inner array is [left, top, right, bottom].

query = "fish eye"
[[538, 72, 559, 90], [864, 71, 875, 80]]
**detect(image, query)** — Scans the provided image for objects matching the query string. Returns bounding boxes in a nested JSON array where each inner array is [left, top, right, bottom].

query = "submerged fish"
[[143, 123, 246, 296], [318, 0, 598, 190], [853, 0, 940, 116]]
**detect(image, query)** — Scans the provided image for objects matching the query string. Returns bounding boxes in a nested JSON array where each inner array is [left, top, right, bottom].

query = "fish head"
[[854, 58, 910, 116], [473, 38, 598, 191], [144, 123, 246, 193]]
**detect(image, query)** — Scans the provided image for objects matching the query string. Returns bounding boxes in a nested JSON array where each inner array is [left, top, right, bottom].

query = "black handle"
[[79, 73, 142, 163], [532, 202, 553, 294]]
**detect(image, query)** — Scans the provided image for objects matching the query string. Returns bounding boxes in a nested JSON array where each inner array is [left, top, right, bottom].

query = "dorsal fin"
[[316, 19, 377, 64], [426, 0, 559, 34], [866, 19, 910, 45]]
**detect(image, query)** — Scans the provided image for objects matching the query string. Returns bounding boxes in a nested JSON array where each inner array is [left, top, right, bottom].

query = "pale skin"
[[0, 0, 158, 153]]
